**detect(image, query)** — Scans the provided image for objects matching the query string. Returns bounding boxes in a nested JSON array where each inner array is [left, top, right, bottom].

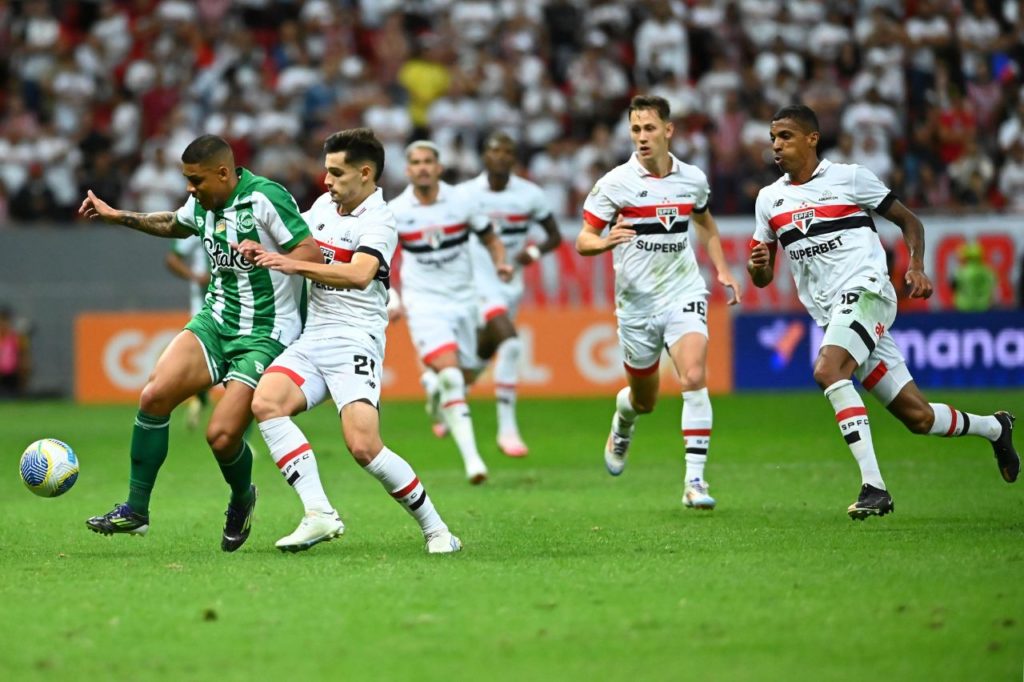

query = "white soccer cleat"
[[425, 529, 463, 554], [275, 509, 345, 552], [604, 415, 634, 476], [464, 457, 488, 485], [682, 478, 716, 510], [497, 433, 528, 458]]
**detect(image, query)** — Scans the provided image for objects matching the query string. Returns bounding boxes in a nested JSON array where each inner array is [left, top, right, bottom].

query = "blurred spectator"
[[634, 0, 689, 88], [10, 162, 60, 222], [824, 132, 857, 165], [565, 30, 629, 134], [998, 140, 1024, 211], [951, 241, 997, 311], [905, 0, 953, 113], [398, 34, 451, 139], [0, 306, 30, 398], [129, 145, 184, 213], [948, 138, 995, 205]]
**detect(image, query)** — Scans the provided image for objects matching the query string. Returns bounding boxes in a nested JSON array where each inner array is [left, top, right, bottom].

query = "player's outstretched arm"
[[692, 210, 741, 305], [247, 247, 380, 290], [747, 241, 776, 288], [575, 217, 635, 256], [79, 190, 190, 238], [878, 199, 933, 299], [284, 236, 325, 264], [515, 215, 563, 266]]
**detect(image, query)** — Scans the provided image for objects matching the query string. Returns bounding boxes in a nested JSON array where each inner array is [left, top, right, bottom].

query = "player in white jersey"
[[460, 132, 563, 457], [748, 105, 1019, 520], [80, 135, 322, 551], [390, 140, 513, 484], [577, 95, 742, 510], [166, 235, 211, 429], [237, 129, 462, 554]]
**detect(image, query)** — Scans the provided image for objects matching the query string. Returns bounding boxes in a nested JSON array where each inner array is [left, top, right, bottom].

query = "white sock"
[[364, 447, 447, 536], [258, 416, 333, 513], [927, 403, 1002, 440], [437, 366, 484, 467], [824, 380, 885, 489], [614, 386, 638, 435], [494, 337, 522, 437], [682, 388, 712, 482]]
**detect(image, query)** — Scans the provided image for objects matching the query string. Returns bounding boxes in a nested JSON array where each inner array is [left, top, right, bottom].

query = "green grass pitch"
[[1, 390, 1022, 681]]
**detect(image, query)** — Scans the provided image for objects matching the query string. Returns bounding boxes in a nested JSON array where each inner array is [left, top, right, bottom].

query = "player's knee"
[[205, 425, 240, 457], [138, 381, 173, 415], [345, 436, 381, 466], [632, 396, 656, 414], [251, 391, 285, 422], [812, 363, 841, 390], [677, 367, 705, 392]]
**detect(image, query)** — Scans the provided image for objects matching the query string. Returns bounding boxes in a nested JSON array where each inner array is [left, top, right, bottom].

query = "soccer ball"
[[20, 439, 79, 498]]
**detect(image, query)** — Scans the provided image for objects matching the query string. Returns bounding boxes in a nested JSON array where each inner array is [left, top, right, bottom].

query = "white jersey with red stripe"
[[463, 172, 553, 296], [390, 181, 484, 311], [301, 189, 397, 339], [752, 159, 897, 326], [582, 152, 710, 321]]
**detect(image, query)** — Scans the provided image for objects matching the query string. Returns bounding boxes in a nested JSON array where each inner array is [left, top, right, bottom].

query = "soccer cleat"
[[847, 483, 894, 520], [221, 484, 257, 552], [275, 509, 345, 553], [465, 458, 488, 485], [603, 414, 634, 476], [86, 503, 150, 536], [184, 395, 203, 431], [497, 433, 529, 458], [682, 478, 716, 510], [992, 411, 1019, 483], [425, 529, 463, 554]]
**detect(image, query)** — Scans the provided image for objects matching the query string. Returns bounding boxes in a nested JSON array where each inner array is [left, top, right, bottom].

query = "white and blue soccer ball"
[[20, 439, 79, 498]]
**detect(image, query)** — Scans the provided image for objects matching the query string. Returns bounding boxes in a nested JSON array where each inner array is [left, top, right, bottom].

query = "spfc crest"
[[656, 206, 678, 230], [426, 227, 444, 249], [791, 209, 815, 232]]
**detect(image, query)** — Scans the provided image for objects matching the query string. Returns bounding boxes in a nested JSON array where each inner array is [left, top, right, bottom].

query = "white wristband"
[[525, 245, 542, 262]]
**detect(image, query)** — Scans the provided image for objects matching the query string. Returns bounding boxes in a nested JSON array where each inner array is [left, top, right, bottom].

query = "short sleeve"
[[254, 182, 311, 250], [852, 165, 896, 213], [692, 168, 711, 213], [356, 211, 399, 284], [581, 173, 619, 229], [529, 183, 553, 222], [174, 196, 200, 236], [752, 189, 777, 244]]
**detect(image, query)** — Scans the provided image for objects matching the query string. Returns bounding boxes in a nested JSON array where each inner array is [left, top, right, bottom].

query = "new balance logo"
[[773, 198, 784, 208], [638, 190, 648, 197]]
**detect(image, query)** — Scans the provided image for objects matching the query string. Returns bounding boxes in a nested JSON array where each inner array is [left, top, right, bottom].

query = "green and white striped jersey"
[[174, 167, 311, 344]]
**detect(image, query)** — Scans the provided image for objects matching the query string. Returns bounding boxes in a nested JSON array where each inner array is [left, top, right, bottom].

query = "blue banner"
[[734, 311, 1024, 390]]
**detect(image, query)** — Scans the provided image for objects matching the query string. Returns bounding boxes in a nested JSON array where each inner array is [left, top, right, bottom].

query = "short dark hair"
[[484, 130, 516, 150], [324, 128, 385, 182], [628, 95, 671, 122], [181, 135, 233, 165], [771, 105, 820, 133]]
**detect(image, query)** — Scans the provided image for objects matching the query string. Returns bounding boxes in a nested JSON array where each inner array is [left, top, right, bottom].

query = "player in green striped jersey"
[[78, 135, 322, 551]]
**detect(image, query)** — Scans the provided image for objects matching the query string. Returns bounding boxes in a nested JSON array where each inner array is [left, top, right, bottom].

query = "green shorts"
[[185, 309, 287, 389]]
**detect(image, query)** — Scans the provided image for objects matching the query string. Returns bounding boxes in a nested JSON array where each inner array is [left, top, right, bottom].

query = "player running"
[[460, 132, 562, 457], [80, 135, 322, 551], [576, 95, 742, 509], [747, 104, 1019, 519], [390, 140, 513, 484], [241, 128, 462, 553], [165, 235, 211, 429]]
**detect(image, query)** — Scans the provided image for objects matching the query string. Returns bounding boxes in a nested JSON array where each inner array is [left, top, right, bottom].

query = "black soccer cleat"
[[86, 502, 150, 536], [221, 485, 257, 552], [847, 484, 894, 521], [992, 412, 1019, 483]]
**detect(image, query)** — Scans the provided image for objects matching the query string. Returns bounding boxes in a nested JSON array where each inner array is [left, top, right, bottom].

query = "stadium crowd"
[[1, 0, 1024, 224]]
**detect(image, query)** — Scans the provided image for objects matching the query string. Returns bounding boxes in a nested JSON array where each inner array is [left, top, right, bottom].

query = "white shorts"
[[265, 331, 384, 412], [476, 271, 523, 324], [617, 297, 708, 375], [406, 304, 479, 369], [821, 289, 911, 405]]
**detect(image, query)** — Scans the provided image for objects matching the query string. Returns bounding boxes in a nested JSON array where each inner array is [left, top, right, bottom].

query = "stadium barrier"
[[734, 310, 1024, 390], [74, 307, 733, 404]]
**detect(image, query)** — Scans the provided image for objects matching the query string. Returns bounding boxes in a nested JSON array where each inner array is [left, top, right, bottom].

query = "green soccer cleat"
[[86, 503, 150, 536]]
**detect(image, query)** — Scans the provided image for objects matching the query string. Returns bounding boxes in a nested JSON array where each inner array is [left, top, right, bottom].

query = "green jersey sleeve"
[[174, 196, 201, 236]]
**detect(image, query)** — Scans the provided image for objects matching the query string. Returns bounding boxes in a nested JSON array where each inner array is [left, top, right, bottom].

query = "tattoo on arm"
[[116, 211, 182, 237]]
